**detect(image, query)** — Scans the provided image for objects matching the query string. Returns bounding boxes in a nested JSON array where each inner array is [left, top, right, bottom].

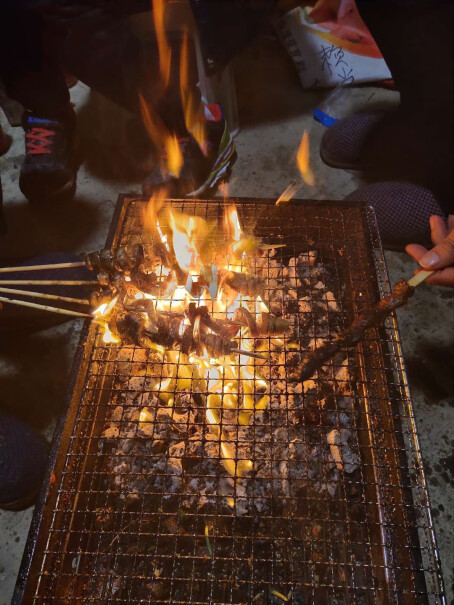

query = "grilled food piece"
[[298, 280, 414, 381], [258, 313, 291, 336], [233, 307, 259, 336], [220, 269, 264, 298], [81, 244, 145, 274]]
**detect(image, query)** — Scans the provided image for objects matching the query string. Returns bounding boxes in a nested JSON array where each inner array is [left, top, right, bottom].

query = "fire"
[[152, 0, 171, 88], [169, 211, 197, 273], [93, 203, 290, 509], [165, 134, 183, 177], [224, 205, 242, 242], [180, 32, 206, 152], [296, 130, 314, 187], [139, 95, 183, 178]]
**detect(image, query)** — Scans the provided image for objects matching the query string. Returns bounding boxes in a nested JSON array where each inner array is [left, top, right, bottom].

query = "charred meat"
[[298, 280, 414, 381]]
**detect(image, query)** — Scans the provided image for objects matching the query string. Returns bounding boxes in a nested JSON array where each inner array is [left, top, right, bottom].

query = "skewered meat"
[[220, 269, 264, 298], [186, 303, 239, 339], [81, 244, 144, 273], [258, 313, 291, 336], [201, 333, 238, 358], [107, 300, 245, 359], [233, 308, 291, 336], [233, 307, 259, 336], [90, 288, 117, 309], [298, 280, 414, 381]]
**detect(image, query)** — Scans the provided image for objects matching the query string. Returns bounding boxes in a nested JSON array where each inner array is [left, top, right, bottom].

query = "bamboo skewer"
[[259, 244, 287, 250], [0, 286, 90, 305], [276, 180, 301, 205], [0, 280, 98, 286], [0, 295, 91, 318], [232, 349, 267, 360], [407, 269, 435, 287], [0, 261, 86, 273]]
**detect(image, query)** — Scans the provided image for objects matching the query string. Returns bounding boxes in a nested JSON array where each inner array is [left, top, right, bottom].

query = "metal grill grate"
[[16, 197, 445, 604]]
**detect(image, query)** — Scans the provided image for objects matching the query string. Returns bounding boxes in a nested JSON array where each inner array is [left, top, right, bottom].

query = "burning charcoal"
[[94, 507, 114, 529], [221, 269, 264, 298], [258, 313, 291, 336]]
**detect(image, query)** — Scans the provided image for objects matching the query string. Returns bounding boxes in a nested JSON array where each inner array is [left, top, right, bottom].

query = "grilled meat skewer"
[[233, 307, 291, 336], [298, 280, 414, 381], [219, 269, 264, 298], [81, 244, 145, 273]]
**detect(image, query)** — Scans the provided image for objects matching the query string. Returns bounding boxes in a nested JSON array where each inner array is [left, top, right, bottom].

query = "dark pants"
[[357, 2, 454, 213], [0, 4, 192, 135]]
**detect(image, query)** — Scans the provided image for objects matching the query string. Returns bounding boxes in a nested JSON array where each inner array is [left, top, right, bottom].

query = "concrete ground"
[[0, 37, 452, 604]]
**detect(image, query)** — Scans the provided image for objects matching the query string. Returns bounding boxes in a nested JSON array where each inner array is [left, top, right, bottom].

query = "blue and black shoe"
[[19, 107, 77, 203]]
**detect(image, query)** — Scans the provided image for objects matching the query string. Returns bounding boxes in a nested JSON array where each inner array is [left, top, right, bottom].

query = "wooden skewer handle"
[[0, 280, 98, 286], [0, 261, 86, 273], [407, 270, 435, 288], [0, 295, 91, 317], [0, 286, 90, 305]]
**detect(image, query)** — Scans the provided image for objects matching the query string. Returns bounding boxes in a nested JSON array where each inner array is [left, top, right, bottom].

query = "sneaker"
[[142, 109, 235, 198], [19, 108, 77, 202]]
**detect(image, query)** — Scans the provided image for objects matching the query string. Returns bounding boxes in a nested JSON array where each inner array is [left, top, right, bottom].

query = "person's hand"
[[405, 215, 454, 287]]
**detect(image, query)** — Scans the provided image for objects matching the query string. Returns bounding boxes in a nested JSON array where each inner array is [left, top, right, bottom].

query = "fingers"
[[419, 226, 454, 270], [430, 215, 448, 245], [448, 214, 454, 231], [426, 267, 454, 288], [405, 243, 428, 262]]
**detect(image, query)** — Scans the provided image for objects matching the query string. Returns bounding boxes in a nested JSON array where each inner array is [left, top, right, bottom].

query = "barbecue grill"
[[14, 197, 445, 604]]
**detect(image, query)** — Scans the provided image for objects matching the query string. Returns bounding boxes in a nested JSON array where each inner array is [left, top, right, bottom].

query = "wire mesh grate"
[[18, 198, 444, 604]]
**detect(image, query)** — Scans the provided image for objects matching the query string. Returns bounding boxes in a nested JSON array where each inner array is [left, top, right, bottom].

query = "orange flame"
[[224, 205, 242, 242], [169, 210, 197, 273], [152, 0, 171, 88], [142, 187, 167, 236], [180, 31, 206, 153], [139, 95, 183, 178], [165, 133, 183, 177], [296, 130, 314, 187]]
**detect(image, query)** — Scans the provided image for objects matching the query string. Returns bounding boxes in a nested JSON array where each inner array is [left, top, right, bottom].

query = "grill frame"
[[14, 196, 445, 604]]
